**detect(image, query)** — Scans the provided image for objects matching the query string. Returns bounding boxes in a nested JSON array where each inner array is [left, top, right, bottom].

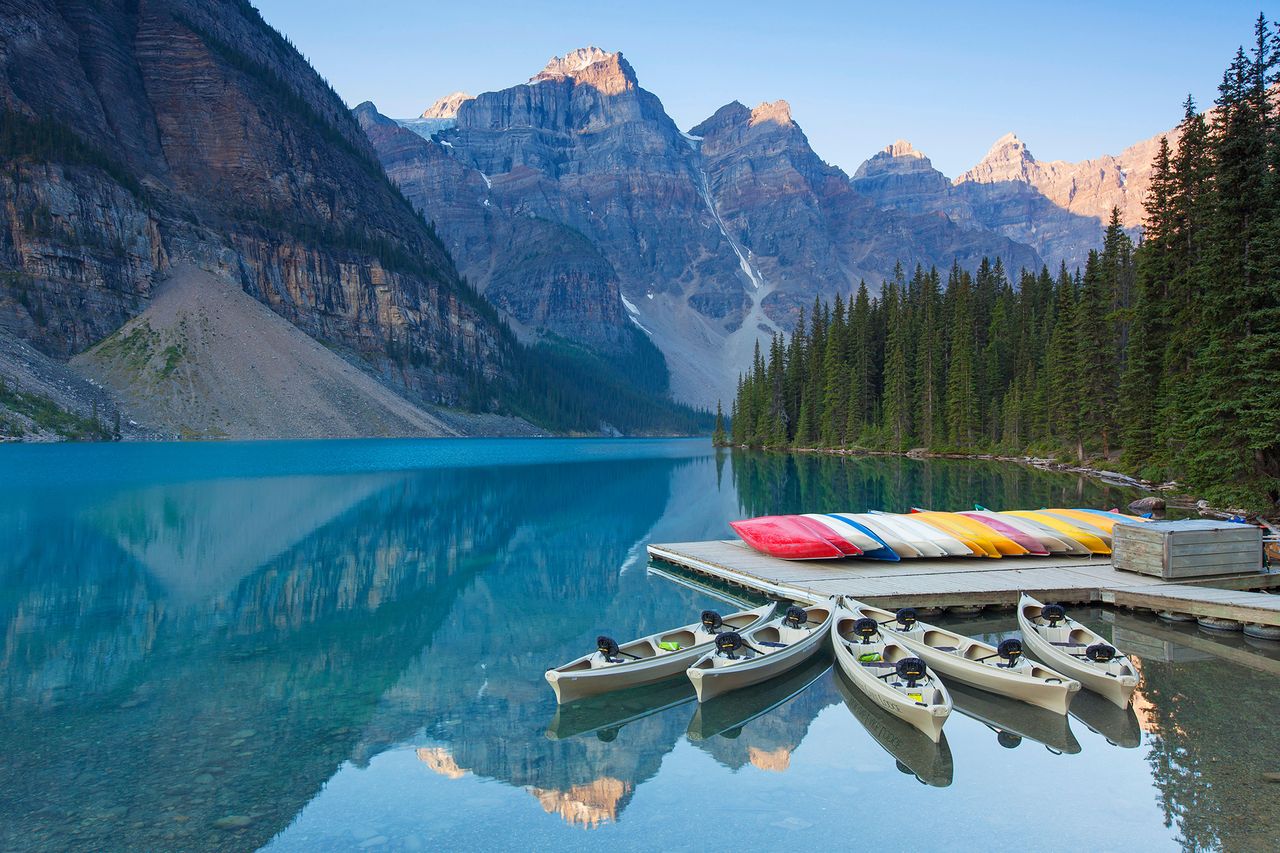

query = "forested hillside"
[[728, 15, 1280, 508]]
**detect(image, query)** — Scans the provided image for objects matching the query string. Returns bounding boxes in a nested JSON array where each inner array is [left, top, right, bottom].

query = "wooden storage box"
[[1112, 519, 1262, 579]]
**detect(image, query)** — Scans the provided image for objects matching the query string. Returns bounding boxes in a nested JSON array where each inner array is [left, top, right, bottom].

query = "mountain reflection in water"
[[1, 441, 1277, 851]]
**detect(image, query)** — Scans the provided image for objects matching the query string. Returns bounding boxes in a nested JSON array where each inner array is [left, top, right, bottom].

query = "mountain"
[[72, 265, 459, 439], [855, 129, 1171, 272], [421, 91, 472, 118], [0, 0, 510, 423], [365, 47, 1041, 406]]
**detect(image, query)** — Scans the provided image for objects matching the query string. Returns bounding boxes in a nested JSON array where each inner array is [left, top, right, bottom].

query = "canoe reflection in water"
[[546, 678, 696, 742], [948, 682, 1082, 754], [832, 668, 954, 787], [686, 652, 832, 742], [1069, 690, 1143, 749]]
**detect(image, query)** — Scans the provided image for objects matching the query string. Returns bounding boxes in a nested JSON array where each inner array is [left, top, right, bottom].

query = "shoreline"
[[725, 443, 1276, 522]]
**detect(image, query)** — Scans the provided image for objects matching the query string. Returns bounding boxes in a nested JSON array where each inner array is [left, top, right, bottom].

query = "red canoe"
[[789, 515, 864, 557], [729, 516, 849, 560]]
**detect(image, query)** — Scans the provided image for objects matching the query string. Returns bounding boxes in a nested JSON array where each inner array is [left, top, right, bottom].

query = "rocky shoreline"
[[744, 444, 1277, 523]]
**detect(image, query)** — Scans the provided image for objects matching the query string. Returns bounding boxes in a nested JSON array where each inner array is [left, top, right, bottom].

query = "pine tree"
[[819, 294, 848, 445], [945, 269, 979, 447], [882, 281, 912, 449], [712, 400, 727, 446], [912, 265, 942, 447]]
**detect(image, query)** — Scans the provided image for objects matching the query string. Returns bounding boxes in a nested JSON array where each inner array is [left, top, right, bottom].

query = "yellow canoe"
[[911, 512, 1029, 557], [1043, 508, 1145, 536], [1001, 511, 1110, 555], [1036, 510, 1114, 546], [890, 512, 987, 557]]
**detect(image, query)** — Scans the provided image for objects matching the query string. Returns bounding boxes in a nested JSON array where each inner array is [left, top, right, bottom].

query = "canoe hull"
[[687, 604, 834, 702], [1017, 594, 1138, 709], [856, 603, 1081, 714], [831, 606, 951, 742], [730, 517, 844, 560], [546, 603, 774, 704]]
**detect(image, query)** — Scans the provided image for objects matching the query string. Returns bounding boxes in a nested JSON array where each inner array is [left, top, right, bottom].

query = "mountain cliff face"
[[366, 48, 1041, 406], [855, 129, 1169, 272], [0, 0, 507, 411]]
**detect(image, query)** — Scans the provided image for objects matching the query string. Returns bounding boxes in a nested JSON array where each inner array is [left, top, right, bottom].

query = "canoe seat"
[[932, 646, 957, 652], [758, 641, 787, 648], [1051, 641, 1085, 647], [860, 660, 893, 668]]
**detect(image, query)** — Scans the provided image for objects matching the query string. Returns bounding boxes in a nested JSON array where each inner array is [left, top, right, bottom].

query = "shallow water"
[[1, 439, 1276, 851]]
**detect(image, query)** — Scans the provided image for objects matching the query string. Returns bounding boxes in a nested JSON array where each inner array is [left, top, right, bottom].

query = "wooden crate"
[[1112, 520, 1262, 579]]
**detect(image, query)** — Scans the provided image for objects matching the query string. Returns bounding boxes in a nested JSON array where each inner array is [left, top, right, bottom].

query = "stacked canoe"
[[729, 509, 1145, 561]]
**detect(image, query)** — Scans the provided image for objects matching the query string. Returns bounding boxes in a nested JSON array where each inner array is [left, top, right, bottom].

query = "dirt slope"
[[72, 266, 459, 439]]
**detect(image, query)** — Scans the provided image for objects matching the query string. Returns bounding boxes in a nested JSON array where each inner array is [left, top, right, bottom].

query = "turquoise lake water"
[[2, 438, 1277, 851]]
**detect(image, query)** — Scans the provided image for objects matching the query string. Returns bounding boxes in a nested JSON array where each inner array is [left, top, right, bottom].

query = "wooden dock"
[[647, 539, 1280, 628]]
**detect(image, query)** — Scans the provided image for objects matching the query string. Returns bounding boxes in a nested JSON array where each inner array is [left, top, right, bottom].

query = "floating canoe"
[[967, 509, 1088, 555], [686, 601, 834, 702], [1000, 511, 1110, 555], [1017, 593, 1139, 708], [834, 513, 928, 558], [729, 516, 847, 560], [831, 598, 952, 742], [686, 652, 831, 741], [958, 512, 1050, 555], [859, 603, 1081, 714], [948, 682, 1081, 754], [808, 514, 901, 561], [832, 668, 954, 787], [869, 511, 979, 557], [545, 603, 774, 704]]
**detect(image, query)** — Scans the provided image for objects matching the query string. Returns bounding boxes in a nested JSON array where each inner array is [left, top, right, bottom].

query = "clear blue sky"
[[255, 0, 1276, 177]]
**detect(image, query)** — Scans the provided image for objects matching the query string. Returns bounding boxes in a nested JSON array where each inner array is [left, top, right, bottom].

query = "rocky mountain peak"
[[957, 132, 1036, 185], [748, 99, 793, 127], [421, 91, 472, 119], [530, 46, 636, 94], [352, 100, 397, 128], [884, 139, 924, 159], [852, 139, 936, 179]]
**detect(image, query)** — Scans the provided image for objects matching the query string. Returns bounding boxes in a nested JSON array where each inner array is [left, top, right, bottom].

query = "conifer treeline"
[[728, 15, 1280, 507]]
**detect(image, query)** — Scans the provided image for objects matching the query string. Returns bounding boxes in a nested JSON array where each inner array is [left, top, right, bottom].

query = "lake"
[[1, 438, 1277, 851]]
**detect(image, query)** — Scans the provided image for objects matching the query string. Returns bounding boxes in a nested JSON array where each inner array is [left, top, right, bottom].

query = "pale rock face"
[[850, 139, 976, 226], [360, 47, 1041, 407], [748, 99, 793, 126], [951, 131, 1154, 269], [421, 91, 473, 118]]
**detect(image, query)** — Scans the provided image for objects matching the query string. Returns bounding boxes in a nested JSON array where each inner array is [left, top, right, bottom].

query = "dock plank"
[[647, 539, 1280, 625]]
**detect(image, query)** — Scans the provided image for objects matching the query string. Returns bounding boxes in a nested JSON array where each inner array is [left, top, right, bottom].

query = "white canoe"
[[965, 510, 1084, 555], [686, 601, 834, 702], [1017, 593, 1139, 708], [802, 514, 882, 553], [546, 603, 774, 704], [831, 599, 951, 742], [859, 603, 1081, 714], [837, 513, 930, 558], [867, 511, 974, 557]]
